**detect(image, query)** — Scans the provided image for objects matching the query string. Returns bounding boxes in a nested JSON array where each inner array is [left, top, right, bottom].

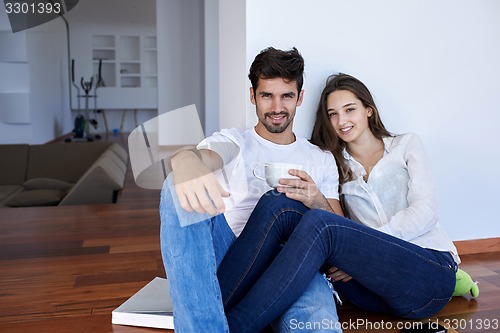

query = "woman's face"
[[326, 89, 373, 144]]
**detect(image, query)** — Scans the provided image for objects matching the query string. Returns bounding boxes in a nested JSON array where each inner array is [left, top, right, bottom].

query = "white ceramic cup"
[[253, 162, 304, 188]]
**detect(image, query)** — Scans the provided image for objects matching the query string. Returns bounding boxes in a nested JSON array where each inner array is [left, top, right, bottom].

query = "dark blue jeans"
[[218, 191, 457, 333]]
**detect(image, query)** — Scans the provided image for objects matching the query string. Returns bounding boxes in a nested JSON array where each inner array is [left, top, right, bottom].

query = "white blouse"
[[341, 133, 460, 264]]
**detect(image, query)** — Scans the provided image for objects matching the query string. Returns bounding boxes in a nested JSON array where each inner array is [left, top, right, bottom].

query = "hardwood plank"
[[0, 243, 110, 260], [75, 270, 164, 287]]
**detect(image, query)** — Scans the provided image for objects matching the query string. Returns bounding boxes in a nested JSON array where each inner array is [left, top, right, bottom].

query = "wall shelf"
[[91, 35, 157, 89], [120, 62, 140, 75], [87, 35, 157, 109], [92, 49, 115, 61], [92, 35, 115, 48]]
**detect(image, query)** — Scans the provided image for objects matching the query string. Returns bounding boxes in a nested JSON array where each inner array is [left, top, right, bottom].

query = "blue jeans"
[[160, 176, 341, 333], [218, 191, 457, 333]]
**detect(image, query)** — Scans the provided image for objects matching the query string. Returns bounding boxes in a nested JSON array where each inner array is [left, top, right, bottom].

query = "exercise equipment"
[[66, 59, 106, 142]]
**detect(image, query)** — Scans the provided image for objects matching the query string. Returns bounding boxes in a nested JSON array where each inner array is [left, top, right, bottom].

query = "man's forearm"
[[171, 150, 201, 171], [171, 149, 223, 173]]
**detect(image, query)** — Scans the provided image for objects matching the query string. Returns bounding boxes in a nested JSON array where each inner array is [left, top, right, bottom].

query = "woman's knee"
[[301, 209, 347, 228]]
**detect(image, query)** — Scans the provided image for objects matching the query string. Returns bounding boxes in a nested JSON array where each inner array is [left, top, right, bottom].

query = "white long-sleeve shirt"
[[341, 133, 460, 264]]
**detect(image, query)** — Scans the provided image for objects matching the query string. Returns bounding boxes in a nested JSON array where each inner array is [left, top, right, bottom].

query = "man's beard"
[[260, 111, 294, 133]]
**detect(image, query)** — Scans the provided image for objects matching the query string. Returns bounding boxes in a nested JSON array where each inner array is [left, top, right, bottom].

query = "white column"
[[218, 0, 247, 130]]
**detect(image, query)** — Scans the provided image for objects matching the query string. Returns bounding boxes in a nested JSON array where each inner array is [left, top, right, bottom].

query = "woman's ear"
[[367, 107, 373, 117]]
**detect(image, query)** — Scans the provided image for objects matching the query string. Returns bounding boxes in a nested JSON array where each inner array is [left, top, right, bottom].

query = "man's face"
[[251, 78, 304, 136]]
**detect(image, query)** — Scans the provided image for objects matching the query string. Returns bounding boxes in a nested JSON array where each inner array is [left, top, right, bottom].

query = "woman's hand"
[[327, 266, 352, 283], [276, 169, 331, 210]]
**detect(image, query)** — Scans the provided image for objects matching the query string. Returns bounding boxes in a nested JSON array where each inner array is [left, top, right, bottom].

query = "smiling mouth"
[[266, 113, 288, 123], [340, 126, 353, 133]]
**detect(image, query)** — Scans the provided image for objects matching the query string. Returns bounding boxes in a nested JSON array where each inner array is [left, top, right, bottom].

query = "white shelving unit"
[[92, 35, 116, 87], [90, 34, 158, 109], [143, 36, 157, 88], [119, 36, 140, 88], [91, 35, 157, 89]]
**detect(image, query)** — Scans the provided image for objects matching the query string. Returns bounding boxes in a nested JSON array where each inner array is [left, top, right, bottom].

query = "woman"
[[217, 74, 460, 333]]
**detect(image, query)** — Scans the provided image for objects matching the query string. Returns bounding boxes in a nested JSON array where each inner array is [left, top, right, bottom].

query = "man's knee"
[[160, 175, 211, 229], [160, 185, 180, 229], [261, 189, 286, 202]]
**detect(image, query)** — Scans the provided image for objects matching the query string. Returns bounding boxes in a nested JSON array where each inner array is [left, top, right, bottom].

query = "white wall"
[[156, 0, 204, 130], [223, 0, 500, 241], [26, 29, 70, 143], [219, 0, 247, 130], [0, 25, 31, 143], [204, 0, 219, 136], [0, 10, 69, 144]]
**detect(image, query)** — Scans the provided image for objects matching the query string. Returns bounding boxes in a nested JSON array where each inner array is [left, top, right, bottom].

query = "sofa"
[[0, 142, 128, 207]]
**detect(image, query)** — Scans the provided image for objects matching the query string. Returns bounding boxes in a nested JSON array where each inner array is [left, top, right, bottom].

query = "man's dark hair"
[[248, 47, 305, 94]]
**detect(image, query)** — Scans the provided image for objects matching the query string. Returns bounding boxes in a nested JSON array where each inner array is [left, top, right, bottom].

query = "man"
[[161, 47, 343, 332]]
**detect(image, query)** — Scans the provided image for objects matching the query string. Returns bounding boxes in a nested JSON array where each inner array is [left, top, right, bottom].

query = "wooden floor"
[[1, 133, 499, 333]]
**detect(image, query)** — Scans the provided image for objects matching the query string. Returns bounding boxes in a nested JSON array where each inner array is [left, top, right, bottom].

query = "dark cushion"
[[0, 185, 22, 202], [26, 142, 111, 183], [0, 145, 29, 185], [5, 189, 66, 207], [23, 178, 72, 191]]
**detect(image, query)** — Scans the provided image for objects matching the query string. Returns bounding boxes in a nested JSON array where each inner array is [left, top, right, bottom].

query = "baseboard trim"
[[454, 237, 500, 255]]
